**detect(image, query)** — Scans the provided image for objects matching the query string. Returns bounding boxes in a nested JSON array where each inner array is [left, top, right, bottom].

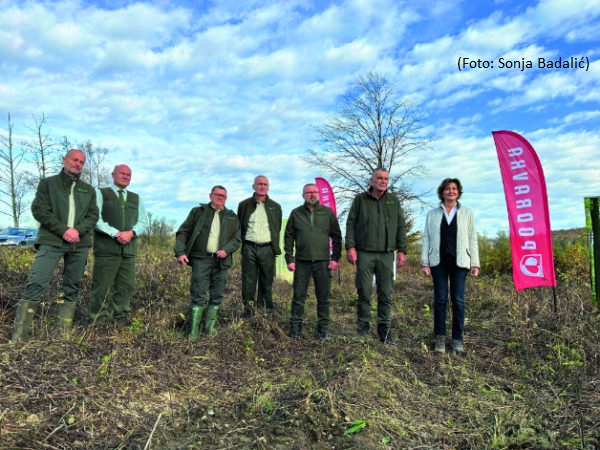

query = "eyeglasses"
[[303, 191, 319, 195], [212, 193, 227, 199]]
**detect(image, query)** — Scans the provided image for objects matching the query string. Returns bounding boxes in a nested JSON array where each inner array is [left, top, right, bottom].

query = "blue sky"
[[1, 0, 599, 237]]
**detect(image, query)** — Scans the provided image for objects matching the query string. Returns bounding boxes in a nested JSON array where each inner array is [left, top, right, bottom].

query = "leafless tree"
[[21, 112, 60, 186], [307, 72, 432, 222], [78, 140, 110, 188], [0, 113, 31, 226]]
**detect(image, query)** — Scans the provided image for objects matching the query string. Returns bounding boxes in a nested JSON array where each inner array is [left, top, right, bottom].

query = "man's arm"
[[31, 178, 69, 239]]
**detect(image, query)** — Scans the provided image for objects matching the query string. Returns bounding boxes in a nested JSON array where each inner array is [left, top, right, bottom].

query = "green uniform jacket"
[[345, 188, 407, 254], [237, 195, 282, 255], [284, 203, 342, 264], [94, 188, 140, 257], [174, 204, 241, 268], [31, 170, 99, 248]]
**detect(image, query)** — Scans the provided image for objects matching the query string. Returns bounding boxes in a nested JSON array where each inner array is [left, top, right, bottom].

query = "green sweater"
[[345, 188, 407, 254], [284, 203, 342, 264], [31, 170, 99, 248]]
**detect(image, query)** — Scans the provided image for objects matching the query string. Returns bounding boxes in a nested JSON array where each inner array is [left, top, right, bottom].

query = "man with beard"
[[284, 183, 342, 340]]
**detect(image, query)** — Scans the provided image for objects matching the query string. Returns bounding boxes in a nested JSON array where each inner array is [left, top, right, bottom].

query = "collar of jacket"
[[253, 193, 270, 204], [58, 169, 80, 186], [367, 186, 387, 199]]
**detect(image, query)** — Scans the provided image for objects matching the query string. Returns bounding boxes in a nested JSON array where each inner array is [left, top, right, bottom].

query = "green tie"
[[118, 189, 126, 208]]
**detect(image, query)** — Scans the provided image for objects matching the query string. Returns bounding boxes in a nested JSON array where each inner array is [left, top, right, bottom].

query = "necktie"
[[118, 189, 126, 208]]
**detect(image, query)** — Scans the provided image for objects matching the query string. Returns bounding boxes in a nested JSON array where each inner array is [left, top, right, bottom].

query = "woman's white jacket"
[[421, 203, 480, 269]]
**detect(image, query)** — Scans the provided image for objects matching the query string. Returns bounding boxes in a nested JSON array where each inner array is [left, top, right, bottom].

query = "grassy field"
[[1, 244, 599, 449]]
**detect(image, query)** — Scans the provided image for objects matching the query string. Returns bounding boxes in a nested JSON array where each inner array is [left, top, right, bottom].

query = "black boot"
[[378, 323, 397, 346]]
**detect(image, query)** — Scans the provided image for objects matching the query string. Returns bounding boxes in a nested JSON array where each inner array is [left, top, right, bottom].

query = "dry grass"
[[1, 245, 599, 449]]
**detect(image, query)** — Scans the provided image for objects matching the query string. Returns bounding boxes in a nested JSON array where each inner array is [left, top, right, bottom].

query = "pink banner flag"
[[315, 177, 337, 215], [492, 130, 556, 291]]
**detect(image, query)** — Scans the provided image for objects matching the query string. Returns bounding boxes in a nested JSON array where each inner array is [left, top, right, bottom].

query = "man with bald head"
[[11, 149, 99, 342], [88, 164, 149, 326]]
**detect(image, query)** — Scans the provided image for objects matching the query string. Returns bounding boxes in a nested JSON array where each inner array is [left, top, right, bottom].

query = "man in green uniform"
[[237, 175, 282, 317], [88, 164, 149, 326], [11, 149, 99, 342], [174, 185, 241, 340], [345, 168, 407, 346], [284, 183, 342, 340]]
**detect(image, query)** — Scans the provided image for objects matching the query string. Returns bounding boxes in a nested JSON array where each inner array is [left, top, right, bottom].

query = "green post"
[[585, 197, 600, 306]]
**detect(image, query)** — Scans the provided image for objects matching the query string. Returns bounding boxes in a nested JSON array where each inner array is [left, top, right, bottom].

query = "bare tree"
[[0, 113, 31, 226], [307, 72, 432, 219], [78, 140, 110, 188], [22, 112, 60, 186]]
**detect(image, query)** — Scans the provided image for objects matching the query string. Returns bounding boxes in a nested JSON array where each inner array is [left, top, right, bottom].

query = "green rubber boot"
[[57, 300, 78, 339], [189, 306, 204, 341], [11, 300, 39, 343], [204, 306, 219, 336]]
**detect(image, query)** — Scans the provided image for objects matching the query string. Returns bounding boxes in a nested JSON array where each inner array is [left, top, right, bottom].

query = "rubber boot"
[[11, 300, 39, 342], [56, 300, 78, 339], [188, 306, 204, 341], [204, 306, 219, 336]]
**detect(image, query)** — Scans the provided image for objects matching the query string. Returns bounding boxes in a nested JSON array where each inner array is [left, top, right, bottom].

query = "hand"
[[421, 266, 431, 276], [287, 262, 296, 272], [328, 261, 340, 271], [396, 252, 406, 268], [470, 267, 479, 277], [63, 228, 80, 244], [116, 230, 134, 245], [216, 250, 227, 259], [346, 248, 357, 265], [177, 255, 189, 266]]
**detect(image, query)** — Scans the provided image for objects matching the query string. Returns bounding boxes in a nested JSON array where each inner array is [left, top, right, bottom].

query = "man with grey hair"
[[11, 149, 99, 342], [345, 168, 407, 346], [237, 175, 282, 317]]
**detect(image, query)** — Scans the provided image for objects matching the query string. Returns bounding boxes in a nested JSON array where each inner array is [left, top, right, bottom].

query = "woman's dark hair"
[[437, 178, 463, 201]]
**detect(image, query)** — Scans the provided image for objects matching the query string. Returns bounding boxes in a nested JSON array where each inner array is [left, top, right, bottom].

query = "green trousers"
[[355, 251, 395, 331], [190, 257, 229, 307], [290, 260, 331, 334], [20, 244, 89, 304], [241, 244, 276, 311], [88, 254, 136, 321]]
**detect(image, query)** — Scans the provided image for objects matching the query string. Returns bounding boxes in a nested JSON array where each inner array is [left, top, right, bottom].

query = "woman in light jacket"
[[421, 178, 479, 354]]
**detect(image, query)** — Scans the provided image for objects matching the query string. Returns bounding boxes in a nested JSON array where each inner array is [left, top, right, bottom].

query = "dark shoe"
[[115, 316, 133, 328], [318, 331, 330, 341], [377, 323, 395, 346], [242, 303, 254, 318], [434, 335, 446, 354], [357, 321, 370, 335], [451, 339, 464, 354], [380, 337, 398, 347], [289, 330, 301, 339]]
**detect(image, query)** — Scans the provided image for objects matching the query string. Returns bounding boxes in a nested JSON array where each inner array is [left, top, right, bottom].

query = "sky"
[[1, 0, 599, 238]]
